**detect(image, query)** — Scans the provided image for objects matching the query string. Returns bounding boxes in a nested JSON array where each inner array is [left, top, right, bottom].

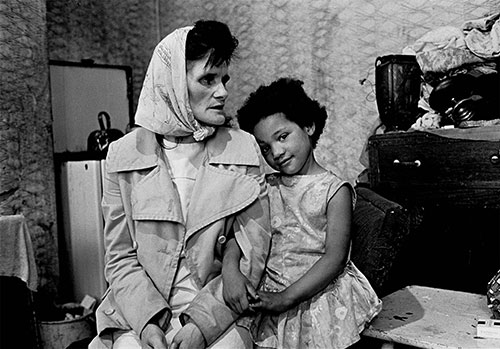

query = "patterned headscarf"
[[134, 26, 215, 141]]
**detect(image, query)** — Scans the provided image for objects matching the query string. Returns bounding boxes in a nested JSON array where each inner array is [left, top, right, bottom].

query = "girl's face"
[[187, 55, 230, 126], [253, 112, 318, 175]]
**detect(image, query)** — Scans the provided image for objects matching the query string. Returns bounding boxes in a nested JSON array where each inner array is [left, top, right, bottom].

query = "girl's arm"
[[253, 184, 352, 313], [222, 237, 258, 314], [181, 133, 271, 346]]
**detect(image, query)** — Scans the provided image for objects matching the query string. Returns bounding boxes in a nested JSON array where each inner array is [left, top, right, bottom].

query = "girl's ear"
[[305, 123, 315, 136]]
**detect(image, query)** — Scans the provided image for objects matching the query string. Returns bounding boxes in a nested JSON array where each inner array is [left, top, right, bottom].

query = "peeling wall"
[[1, 0, 59, 296]]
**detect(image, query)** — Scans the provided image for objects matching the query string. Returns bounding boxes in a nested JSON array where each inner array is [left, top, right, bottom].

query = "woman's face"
[[187, 55, 230, 126]]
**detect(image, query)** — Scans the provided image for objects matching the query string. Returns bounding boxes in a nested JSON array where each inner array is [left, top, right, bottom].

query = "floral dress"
[[242, 171, 382, 349]]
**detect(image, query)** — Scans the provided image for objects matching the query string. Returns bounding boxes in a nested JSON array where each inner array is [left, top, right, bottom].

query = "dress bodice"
[[264, 171, 354, 289]]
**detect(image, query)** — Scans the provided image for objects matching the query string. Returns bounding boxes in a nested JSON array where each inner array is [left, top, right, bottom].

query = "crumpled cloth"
[[463, 12, 500, 59], [403, 26, 467, 54], [415, 47, 484, 74], [403, 26, 484, 74], [410, 111, 442, 131], [402, 12, 500, 74], [0, 215, 38, 291]]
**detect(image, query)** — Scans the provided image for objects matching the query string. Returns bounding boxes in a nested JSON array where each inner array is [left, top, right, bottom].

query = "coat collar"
[[106, 126, 260, 173]]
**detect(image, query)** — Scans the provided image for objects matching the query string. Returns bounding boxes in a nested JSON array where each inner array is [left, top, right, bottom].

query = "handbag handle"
[[98, 111, 111, 130]]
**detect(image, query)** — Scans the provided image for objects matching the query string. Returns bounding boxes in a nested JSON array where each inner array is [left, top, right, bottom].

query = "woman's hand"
[[170, 322, 205, 349], [250, 290, 293, 314], [140, 323, 168, 349], [222, 267, 257, 314]]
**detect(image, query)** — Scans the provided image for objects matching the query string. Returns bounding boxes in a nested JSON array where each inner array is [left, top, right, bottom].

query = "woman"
[[89, 20, 270, 349]]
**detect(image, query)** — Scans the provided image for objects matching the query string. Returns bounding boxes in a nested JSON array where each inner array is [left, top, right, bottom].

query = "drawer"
[[368, 131, 500, 207]]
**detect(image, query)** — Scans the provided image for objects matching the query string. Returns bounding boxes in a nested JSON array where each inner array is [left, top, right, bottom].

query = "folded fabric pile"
[[402, 12, 500, 130]]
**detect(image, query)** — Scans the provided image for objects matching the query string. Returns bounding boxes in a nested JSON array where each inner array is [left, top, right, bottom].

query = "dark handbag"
[[87, 111, 124, 158]]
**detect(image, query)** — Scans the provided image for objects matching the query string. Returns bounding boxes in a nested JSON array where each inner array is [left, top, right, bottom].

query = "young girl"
[[222, 77, 382, 349]]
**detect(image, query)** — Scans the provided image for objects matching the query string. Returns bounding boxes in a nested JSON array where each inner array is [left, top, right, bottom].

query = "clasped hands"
[[222, 267, 293, 315], [140, 320, 205, 349], [140, 269, 291, 348]]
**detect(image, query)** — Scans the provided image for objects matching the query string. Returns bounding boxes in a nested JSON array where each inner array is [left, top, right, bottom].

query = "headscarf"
[[134, 26, 215, 141]]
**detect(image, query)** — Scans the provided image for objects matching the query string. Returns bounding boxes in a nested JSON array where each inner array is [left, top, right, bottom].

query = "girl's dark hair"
[[186, 20, 239, 67], [237, 78, 328, 148]]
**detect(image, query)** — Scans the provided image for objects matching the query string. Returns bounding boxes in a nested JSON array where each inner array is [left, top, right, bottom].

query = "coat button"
[[271, 216, 282, 228], [104, 308, 115, 315], [217, 235, 226, 244]]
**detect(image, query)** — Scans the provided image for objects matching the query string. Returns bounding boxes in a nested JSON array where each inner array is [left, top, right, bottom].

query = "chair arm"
[[351, 186, 411, 296]]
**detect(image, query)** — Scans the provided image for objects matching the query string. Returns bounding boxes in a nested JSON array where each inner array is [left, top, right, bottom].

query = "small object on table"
[[487, 268, 500, 319], [476, 319, 500, 339]]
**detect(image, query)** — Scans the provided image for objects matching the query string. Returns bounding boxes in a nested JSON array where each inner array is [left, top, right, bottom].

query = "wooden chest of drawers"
[[367, 126, 500, 294], [368, 127, 500, 208]]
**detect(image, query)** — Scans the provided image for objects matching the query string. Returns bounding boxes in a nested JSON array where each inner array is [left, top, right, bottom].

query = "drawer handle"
[[491, 155, 500, 164], [393, 159, 422, 168]]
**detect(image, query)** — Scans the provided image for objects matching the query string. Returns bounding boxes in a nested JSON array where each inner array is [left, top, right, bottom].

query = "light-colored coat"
[[94, 126, 271, 346]]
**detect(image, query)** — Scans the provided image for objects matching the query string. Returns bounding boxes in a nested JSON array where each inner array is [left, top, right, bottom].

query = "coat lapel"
[[184, 128, 262, 239], [107, 128, 184, 224], [131, 163, 184, 223], [185, 163, 259, 239]]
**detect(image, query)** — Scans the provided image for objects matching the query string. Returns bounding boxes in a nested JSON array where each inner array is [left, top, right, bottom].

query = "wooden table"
[[363, 285, 500, 348]]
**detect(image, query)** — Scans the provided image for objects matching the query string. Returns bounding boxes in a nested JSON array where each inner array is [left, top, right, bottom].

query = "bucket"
[[38, 303, 95, 349]]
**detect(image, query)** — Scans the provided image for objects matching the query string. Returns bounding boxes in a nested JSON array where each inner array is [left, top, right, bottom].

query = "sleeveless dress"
[[242, 171, 382, 349]]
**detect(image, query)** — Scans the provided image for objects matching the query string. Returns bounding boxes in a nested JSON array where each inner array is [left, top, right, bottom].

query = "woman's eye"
[[200, 75, 216, 86]]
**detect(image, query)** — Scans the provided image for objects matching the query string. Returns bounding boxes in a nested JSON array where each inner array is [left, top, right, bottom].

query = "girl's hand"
[[250, 290, 293, 314], [223, 268, 257, 314]]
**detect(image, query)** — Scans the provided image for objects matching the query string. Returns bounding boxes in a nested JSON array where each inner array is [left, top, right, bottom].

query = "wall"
[[46, 0, 158, 129], [47, 0, 498, 182], [1, 0, 59, 297]]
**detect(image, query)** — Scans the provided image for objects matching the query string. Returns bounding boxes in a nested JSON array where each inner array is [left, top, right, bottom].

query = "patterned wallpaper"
[[47, 0, 499, 182]]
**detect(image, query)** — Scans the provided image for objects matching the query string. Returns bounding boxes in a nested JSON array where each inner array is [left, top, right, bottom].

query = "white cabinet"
[[57, 160, 107, 301]]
